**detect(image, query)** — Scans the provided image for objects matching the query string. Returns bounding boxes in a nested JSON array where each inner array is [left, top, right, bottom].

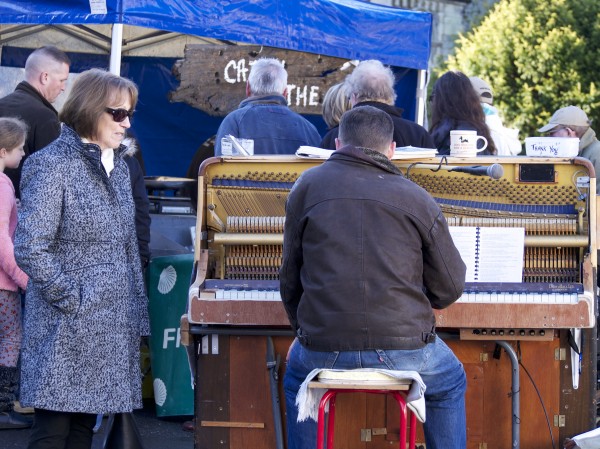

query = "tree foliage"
[[439, 0, 600, 139]]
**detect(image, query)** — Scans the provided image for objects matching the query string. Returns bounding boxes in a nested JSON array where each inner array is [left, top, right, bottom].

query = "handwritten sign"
[[524, 137, 579, 157], [170, 44, 350, 116]]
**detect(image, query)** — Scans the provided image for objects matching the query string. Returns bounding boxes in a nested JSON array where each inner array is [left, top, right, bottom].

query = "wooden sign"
[[170, 44, 350, 116]]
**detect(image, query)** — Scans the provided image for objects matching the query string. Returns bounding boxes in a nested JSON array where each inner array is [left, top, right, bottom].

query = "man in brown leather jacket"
[[281, 106, 467, 449]]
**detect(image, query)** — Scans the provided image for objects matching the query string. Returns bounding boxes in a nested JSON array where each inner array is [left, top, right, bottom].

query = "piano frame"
[[185, 155, 598, 449]]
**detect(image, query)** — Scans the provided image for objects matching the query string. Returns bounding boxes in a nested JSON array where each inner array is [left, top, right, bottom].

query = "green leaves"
[[438, 0, 600, 139]]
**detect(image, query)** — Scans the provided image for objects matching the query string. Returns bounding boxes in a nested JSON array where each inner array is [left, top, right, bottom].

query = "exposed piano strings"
[[204, 164, 588, 292]]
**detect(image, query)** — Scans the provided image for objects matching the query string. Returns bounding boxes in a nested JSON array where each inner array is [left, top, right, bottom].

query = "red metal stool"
[[308, 372, 417, 449]]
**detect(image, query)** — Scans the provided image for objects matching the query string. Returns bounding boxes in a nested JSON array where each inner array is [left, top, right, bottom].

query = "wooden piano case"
[[187, 156, 598, 449]]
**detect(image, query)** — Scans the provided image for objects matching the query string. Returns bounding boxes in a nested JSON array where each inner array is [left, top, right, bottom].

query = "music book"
[[448, 226, 525, 282]]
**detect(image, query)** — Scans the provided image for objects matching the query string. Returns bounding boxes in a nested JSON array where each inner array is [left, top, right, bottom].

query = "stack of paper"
[[295, 146, 334, 159], [295, 146, 438, 160], [392, 146, 438, 159]]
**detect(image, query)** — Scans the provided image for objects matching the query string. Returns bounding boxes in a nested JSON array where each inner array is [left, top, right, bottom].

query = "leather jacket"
[[280, 145, 466, 351]]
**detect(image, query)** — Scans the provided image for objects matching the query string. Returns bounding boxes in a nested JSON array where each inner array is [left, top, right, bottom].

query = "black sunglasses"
[[105, 107, 134, 122]]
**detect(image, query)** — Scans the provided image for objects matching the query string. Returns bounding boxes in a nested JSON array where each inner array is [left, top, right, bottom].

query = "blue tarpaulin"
[[0, 0, 431, 70], [0, 1, 432, 176]]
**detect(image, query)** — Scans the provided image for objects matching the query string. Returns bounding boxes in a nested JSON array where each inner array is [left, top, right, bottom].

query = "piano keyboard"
[[203, 288, 581, 305], [203, 280, 583, 304], [456, 292, 579, 304], [456, 282, 582, 304], [214, 288, 280, 301]]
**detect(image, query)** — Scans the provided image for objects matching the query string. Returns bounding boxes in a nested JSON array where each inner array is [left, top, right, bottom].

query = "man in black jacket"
[[0, 46, 70, 197], [320, 59, 435, 150], [281, 106, 467, 449]]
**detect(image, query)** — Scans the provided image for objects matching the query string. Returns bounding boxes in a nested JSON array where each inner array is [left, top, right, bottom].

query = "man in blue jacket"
[[215, 58, 320, 156], [280, 106, 467, 449]]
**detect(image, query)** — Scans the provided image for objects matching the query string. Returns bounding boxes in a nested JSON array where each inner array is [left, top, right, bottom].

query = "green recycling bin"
[[147, 253, 194, 417]]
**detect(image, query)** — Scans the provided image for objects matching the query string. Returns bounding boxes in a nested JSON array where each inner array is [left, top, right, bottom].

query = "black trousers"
[[0, 365, 17, 412], [27, 408, 96, 449]]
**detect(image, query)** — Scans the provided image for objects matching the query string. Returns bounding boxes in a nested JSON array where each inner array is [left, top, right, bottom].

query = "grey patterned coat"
[[14, 125, 150, 414]]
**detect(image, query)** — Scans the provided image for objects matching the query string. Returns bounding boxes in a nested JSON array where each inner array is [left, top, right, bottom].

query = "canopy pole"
[[415, 68, 427, 127], [109, 23, 123, 75]]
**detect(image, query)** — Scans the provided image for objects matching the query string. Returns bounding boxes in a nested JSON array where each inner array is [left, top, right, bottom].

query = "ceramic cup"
[[450, 130, 488, 157]]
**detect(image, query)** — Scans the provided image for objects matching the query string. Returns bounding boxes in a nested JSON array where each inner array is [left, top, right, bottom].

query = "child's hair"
[[0, 117, 28, 151]]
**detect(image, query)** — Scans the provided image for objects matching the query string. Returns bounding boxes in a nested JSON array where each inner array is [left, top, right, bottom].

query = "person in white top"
[[469, 76, 522, 155]]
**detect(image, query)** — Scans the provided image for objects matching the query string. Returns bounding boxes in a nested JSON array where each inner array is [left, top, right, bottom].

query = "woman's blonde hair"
[[59, 68, 138, 140], [0, 117, 27, 151], [322, 82, 352, 129]]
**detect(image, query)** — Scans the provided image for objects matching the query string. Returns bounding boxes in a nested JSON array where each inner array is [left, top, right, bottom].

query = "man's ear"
[[39, 71, 49, 86], [335, 138, 342, 150], [387, 141, 396, 159], [245, 81, 251, 97]]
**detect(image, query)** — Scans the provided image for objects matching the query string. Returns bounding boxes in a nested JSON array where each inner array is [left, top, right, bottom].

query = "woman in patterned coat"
[[14, 68, 149, 449]]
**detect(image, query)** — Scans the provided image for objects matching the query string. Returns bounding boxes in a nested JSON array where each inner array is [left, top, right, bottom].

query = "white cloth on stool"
[[571, 427, 600, 448], [296, 368, 426, 423]]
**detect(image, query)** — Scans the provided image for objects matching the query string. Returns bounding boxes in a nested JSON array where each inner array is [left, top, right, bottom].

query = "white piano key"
[[249, 290, 260, 300]]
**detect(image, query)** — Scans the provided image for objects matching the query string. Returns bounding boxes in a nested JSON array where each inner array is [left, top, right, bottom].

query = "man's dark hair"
[[338, 105, 394, 153]]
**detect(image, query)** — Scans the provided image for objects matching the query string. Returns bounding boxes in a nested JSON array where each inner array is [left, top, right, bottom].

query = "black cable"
[[405, 156, 447, 179], [518, 354, 556, 449]]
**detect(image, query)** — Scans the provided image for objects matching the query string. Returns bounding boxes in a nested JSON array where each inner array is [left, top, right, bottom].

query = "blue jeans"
[[284, 337, 467, 449]]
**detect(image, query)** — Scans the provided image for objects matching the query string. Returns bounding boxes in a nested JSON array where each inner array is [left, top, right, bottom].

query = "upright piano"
[[184, 155, 598, 449]]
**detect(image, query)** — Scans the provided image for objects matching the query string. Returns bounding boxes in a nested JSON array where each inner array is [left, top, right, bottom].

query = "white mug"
[[450, 130, 488, 157]]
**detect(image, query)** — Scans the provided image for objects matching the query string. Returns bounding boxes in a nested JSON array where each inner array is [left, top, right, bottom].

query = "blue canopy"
[[0, 1, 432, 177], [0, 0, 432, 70]]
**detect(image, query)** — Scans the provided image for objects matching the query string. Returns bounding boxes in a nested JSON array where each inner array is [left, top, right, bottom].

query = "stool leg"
[[408, 408, 417, 449], [326, 393, 337, 449], [317, 390, 337, 449], [392, 392, 408, 449]]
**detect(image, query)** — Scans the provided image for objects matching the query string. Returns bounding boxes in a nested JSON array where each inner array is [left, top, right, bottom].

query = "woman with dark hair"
[[429, 70, 497, 155], [14, 68, 149, 449]]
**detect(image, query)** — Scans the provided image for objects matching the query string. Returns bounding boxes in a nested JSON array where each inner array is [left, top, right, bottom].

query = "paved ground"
[[1, 400, 194, 449]]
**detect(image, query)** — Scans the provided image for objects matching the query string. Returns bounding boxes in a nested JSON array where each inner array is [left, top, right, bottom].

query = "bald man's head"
[[25, 46, 71, 103]]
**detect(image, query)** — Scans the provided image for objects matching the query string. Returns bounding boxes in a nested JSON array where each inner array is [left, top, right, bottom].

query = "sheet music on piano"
[[449, 226, 525, 282]]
